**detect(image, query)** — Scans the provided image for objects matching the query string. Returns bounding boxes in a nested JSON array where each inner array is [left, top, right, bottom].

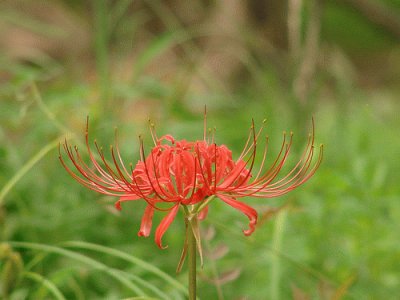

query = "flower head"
[[59, 113, 322, 248]]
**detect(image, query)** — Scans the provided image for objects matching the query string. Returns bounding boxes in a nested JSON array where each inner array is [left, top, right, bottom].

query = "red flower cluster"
[[59, 115, 322, 248]]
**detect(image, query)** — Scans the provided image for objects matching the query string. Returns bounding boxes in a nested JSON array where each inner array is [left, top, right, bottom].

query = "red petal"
[[155, 205, 180, 249], [115, 195, 141, 210], [218, 160, 247, 189], [138, 204, 154, 237], [217, 194, 257, 236]]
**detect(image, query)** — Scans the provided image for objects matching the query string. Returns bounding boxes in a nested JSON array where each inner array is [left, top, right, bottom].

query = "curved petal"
[[217, 194, 257, 236], [218, 160, 248, 189], [138, 204, 155, 237], [115, 194, 142, 210], [155, 204, 180, 249]]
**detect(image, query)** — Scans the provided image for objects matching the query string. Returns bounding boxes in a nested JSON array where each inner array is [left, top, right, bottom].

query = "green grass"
[[1, 1, 400, 299]]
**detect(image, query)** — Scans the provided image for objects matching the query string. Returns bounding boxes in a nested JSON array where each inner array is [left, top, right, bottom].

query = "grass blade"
[[22, 271, 66, 300], [0, 136, 64, 206], [8, 242, 147, 296], [62, 240, 187, 295]]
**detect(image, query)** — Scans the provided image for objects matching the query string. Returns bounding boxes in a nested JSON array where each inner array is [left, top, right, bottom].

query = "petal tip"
[[114, 201, 122, 210], [138, 230, 149, 237], [156, 240, 168, 250], [243, 219, 257, 236]]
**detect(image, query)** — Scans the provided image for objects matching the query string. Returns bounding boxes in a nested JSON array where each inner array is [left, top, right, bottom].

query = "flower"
[[59, 114, 323, 249]]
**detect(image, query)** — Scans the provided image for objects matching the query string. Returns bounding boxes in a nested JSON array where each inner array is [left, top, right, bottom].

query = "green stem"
[[194, 195, 215, 215], [188, 220, 197, 300]]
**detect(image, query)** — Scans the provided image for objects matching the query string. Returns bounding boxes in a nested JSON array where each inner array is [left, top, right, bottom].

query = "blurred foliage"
[[1, 0, 400, 299]]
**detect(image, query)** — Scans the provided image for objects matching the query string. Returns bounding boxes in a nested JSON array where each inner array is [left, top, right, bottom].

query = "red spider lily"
[[59, 114, 323, 249]]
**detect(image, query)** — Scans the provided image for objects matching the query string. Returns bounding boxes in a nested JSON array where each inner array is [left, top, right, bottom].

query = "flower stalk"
[[187, 217, 197, 300]]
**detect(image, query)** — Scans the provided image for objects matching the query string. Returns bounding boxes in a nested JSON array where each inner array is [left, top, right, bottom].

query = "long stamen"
[[237, 133, 293, 195], [225, 119, 258, 191], [129, 163, 174, 212], [266, 135, 314, 190], [232, 120, 321, 198], [85, 127, 115, 180], [211, 127, 216, 145], [248, 144, 322, 198], [195, 143, 211, 192], [139, 136, 168, 201], [254, 136, 269, 180], [247, 131, 290, 187], [238, 119, 266, 160], [72, 145, 119, 188], [110, 146, 138, 192], [149, 119, 158, 146], [94, 142, 133, 193], [114, 127, 132, 179], [60, 142, 124, 195]]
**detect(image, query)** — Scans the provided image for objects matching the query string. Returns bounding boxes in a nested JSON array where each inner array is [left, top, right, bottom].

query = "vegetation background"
[[1, 0, 399, 299]]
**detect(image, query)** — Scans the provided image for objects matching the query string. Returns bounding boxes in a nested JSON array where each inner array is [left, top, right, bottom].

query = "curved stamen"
[[226, 119, 258, 191], [218, 120, 257, 191], [139, 136, 168, 202], [253, 135, 269, 181], [94, 141, 134, 194], [149, 119, 159, 146], [114, 127, 132, 179]]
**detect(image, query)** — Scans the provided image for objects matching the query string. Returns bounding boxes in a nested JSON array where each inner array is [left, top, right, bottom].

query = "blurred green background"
[[1, 0, 400, 299]]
